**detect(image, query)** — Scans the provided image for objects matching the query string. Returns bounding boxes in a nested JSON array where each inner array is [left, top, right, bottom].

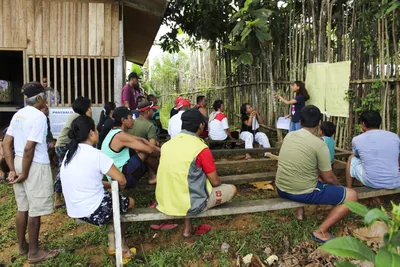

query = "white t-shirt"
[[209, 112, 229, 140], [60, 144, 114, 218], [6, 106, 49, 164], [168, 110, 184, 138]]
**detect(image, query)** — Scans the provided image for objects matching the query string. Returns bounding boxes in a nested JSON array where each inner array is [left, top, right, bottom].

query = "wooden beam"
[[212, 147, 280, 157], [123, 0, 163, 17], [120, 187, 400, 222]]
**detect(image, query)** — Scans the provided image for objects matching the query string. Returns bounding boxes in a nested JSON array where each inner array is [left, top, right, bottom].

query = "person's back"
[[322, 136, 335, 164], [101, 128, 130, 172], [156, 131, 212, 216], [168, 111, 184, 138], [208, 112, 228, 141], [352, 129, 400, 188], [276, 128, 331, 194], [129, 117, 157, 140]]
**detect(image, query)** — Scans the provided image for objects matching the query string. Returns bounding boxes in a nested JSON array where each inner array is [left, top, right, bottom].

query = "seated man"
[[346, 111, 400, 192], [102, 107, 160, 185], [156, 109, 237, 238], [168, 98, 191, 138], [128, 100, 159, 146], [276, 105, 357, 243]]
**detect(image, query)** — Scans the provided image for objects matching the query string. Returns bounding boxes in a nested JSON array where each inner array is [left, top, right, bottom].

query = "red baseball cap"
[[175, 99, 191, 110], [174, 96, 183, 105]]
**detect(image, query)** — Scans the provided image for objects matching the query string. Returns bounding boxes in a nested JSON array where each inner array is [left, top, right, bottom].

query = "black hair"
[[360, 110, 381, 129], [213, 100, 224, 111], [197, 95, 205, 104], [293, 81, 310, 101], [97, 102, 116, 131], [320, 121, 336, 137], [300, 105, 321, 128], [64, 116, 95, 165], [240, 103, 250, 116], [137, 96, 145, 103], [147, 94, 156, 101], [72, 96, 91, 115]]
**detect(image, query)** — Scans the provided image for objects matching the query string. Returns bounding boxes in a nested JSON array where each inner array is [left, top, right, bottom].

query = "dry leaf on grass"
[[251, 181, 274, 190], [353, 221, 388, 243]]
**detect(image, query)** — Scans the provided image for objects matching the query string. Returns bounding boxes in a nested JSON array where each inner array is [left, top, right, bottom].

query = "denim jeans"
[[289, 122, 301, 132]]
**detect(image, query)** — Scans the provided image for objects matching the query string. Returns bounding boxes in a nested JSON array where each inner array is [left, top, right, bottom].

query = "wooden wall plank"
[[49, 1, 58, 56], [80, 3, 89, 55], [111, 2, 119, 57], [75, 3, 82, 56], [0, 0, 3, 47], [10, 0, 16, 46], [32, 57, 36, 81], [26, 0, 35, 54], [69, 2, 75, 55], [74, 57, 78, 99], [95, 58, 98, 104], [60, 56, 64, 104], [108, 58, 111, 101], [62, 3, 69, 55], [3, 0, 12, 47], [34, 1, 43, 55], [96, 4, 105, 55], [42, 0, 50, 55], [104, 4, 112, 56], [54, 56, 58, 105], [46, 56, 50, 105], [101, 57, 105, 104], [15, 0, 26, 47], [88, 3, 97, 56], [81, 58, 85, 96], [57, 2, 62, 55], [67, 57, 71, 104]]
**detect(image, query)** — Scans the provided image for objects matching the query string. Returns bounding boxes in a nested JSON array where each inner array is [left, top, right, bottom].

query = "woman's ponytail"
[[64, 116, 96, 165]]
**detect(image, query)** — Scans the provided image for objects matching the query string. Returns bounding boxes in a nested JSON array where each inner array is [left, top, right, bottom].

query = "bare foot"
[[28, 249, 60, 264], [244, 153, 252, 160], [148, 176, 157, 185], [295, 207, 304, 221], [18, 242, 29, 256]]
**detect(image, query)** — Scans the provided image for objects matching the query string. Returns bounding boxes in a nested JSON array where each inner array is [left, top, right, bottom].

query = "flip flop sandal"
[[148, 201, 157, 208], [311, 232, 336, 243], [28, 249, 60, 264], [151, 222, 178, 230], [193, 224, 211, 235]]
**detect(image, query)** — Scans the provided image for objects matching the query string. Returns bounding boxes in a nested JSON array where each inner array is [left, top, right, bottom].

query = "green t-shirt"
[[276, 128, 332, 194], [55, 113, 80, 148], [128, 117, 157, 141]]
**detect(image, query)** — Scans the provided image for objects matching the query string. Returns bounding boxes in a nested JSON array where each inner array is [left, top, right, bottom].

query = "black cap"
[[112, 106, 134, 124], [23, 82, 46, 98], [128, 72, 139, 80], [181, 108, 206, 127]]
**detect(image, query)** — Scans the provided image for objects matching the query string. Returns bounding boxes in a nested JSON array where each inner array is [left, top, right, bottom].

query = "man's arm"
[[199, 107, 208, 118], [206, 171, 222, 187], [118, 132, 160, 156], [11, 141, 37, 184], [319, 170, 339, 185], [3, 134, 16, 180]]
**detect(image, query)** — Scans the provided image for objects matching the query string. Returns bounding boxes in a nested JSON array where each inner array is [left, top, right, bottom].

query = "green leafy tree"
[[321, 202, 400, 267]]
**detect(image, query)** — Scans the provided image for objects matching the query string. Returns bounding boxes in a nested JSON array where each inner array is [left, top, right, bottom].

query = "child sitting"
[[295, 121, 336, 221]]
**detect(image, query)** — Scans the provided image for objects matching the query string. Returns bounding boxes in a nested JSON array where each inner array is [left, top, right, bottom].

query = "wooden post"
[[114, 3, 124, 106], [111, 181, 123, 267]]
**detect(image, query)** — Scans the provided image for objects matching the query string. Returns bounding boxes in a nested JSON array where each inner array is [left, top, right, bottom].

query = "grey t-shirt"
[[352, 129, 400, 189]]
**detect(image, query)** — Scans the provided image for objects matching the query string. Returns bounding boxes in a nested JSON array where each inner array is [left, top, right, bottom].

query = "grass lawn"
[[1, 163, 398, 267]]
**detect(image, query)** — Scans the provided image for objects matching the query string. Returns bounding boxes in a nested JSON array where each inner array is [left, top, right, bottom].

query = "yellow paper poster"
[[305, 61, 350, 118], [305, 63, 328, 112], [325, 61, 351, 117]]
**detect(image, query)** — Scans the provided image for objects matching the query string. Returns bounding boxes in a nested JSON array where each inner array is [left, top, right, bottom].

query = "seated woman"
[[97, 102, 116, 149], [208, 100, 238, 149], [60, 116, 135, 262], [240, 103, 271, 159]]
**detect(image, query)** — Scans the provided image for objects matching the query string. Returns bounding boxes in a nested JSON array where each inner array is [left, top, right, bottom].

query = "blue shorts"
[[277, 181, 346, 206], [122, 154, 147, 188]]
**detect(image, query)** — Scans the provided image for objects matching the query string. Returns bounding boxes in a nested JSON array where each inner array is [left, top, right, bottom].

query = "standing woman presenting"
[[275, 81, 310, 132]]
